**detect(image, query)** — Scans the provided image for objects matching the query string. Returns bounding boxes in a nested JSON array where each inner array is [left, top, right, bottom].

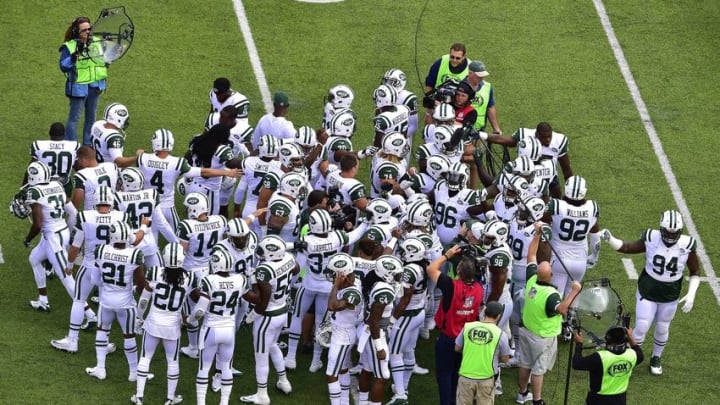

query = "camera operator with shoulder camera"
[[572, 324, 644, 405], [427, 244, 485, 405]]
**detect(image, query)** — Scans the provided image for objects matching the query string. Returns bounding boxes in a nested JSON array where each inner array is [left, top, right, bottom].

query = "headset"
[[71, 16, 91, 39]]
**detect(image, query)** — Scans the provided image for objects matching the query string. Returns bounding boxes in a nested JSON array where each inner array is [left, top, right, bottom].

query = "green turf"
[[1, 1, 718, 404]]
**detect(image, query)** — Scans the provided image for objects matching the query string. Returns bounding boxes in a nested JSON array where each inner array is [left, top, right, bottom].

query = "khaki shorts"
[[456, 375, 495, 405], [517, 326, 557, 375]]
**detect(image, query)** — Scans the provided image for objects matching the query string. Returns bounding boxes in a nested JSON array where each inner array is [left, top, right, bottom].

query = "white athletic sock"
[[329, 380, 342, 405], [124, 337, 138, 374]]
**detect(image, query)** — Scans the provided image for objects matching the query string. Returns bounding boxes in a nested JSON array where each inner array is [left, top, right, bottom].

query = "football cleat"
[[419, 327, 430, 340], [494, 377, 503, 396], [130, 394, 143, 405], [50, 336, 78, 353], [128, 372, 154, 382], [80, 315, 98, 331], [180, 345, 199, 359], [412, 364, 429, 375], [107, 343, 117, 354], [86, 366, 107, 380], [284, 357, 297, 370], [211, 373, 222, 392], [386, 394, 409, 405], [309, 360, 324, 373], [231, 366, 243, 376], [163, 395, 184, 405], [29, 299, 50, 312], [349, 364, 362, 375], [276, 379, 292, 394], [650, 356, 663, 375], [239, 393, 271, 405]]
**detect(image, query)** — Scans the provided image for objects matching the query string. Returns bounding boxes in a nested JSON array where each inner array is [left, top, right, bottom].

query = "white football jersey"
[[513, 128, 569, 166], [401, 263, 427, 311], [189, 144, 234, 191], [331, 280, 363, 331], [73, 209, 128, 264], [235, 156, 281, 215], [353, 257, 376, 284], [209, 89, 249, 124], [364, 281, 396, 320], [370, 155, 406, 198], [433, 180, 480, 245], [95, 244, 144, 309], [298, 231, 350, 293], [204, 112, 253, 157], [320, 136, 354, 166], [30, 140, 79, 184], [73, 162, 119, 210], [200, 273, 249, 328], [145, 267, 194, 338], [638, 230, 696, 302], [255, 253, 296, 312], [374, 105, 410, 137], [507, 221, 536, 283], [548, 198, 599, 260], [90, 120, 125, 163], [492, 194, 519, 223], [268, 193, 301, 241], [137, 153, 199, 208], [212, 240, 256, 278], [25, 181, 68, 233], [177, 215, 229, 270]]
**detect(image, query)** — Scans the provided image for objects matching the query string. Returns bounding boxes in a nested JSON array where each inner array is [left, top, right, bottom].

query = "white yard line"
[[231, 0, 273, 113], [621, 258, 639, 280], [593, 0, 720, 305]]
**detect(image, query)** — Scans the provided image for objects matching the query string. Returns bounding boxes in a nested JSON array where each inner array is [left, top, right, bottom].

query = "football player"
[[324, 253, 363, 405], [267, 172, 308, 240], [240, 235, 299, 405], [209, 77, 250, 127], [85, 221, 147, 381], [432, 162, 481, 246], [23, 161, 75, 311], [72, 145, 120, 210], [321, 154, 369, 224], [205, 106, 253, 217], [284, 208, 369, 372], [116, 167, 178, 265], [90, 102, 137, 166], [387, 237, 429, 404], [51, 185, 130, 353], [177, 192, 229, 358], [422, 103, 455, 144], [251, 91, 295, 149], [545, 176, 601, 299], [602, 210, 700, 375], [363, 199, 399, 247], [27, 122, 79, 231], [233, 134, 280, 236], [132, 243, 191, 405], [357, 255, 403, 405], [486, 122, 572, 198], [138, 128, 240, 233], [185, 125, 242, 216], [322, 84, 355, 132], [191, 249, 257, 405], [369, 132, 408, 199], [382, 68, 419, 148], [372, 84, 411, 167]]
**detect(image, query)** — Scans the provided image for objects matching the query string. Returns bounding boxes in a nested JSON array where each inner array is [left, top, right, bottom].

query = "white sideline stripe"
[[622, 259, 638, 280], [593, 0, 720, 306], [231, 0, 273, 113]]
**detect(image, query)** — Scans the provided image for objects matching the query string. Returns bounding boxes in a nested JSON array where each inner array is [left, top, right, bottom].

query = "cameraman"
[[572, 327, 644, 405], [427, 245, 484, 405], [59, 16, 108, 145]]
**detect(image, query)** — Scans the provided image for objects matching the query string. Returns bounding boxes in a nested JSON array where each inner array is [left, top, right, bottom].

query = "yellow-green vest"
[[471, 82, 492, 130], [522, 275, 562, 337], [458, 321, 501, 379], [64, 39, 108, 84], [598, 349, 637, 395], [435, 55, 469, 88]]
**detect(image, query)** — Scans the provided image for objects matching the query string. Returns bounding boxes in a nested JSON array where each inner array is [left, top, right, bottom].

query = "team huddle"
[[13, 67, 701, 405]]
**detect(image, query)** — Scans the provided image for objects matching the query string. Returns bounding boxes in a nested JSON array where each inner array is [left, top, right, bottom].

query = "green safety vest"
[[522, 275, 561, 337], [598, 349, 637, 395], [470, 81, 492, 130], [434, 55, 469, 88], [64, 39, 108, 84], [458, 321, 501, 379]]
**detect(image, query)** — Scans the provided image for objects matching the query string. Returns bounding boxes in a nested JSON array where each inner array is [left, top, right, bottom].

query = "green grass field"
[[1, 1, 719, 404]]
